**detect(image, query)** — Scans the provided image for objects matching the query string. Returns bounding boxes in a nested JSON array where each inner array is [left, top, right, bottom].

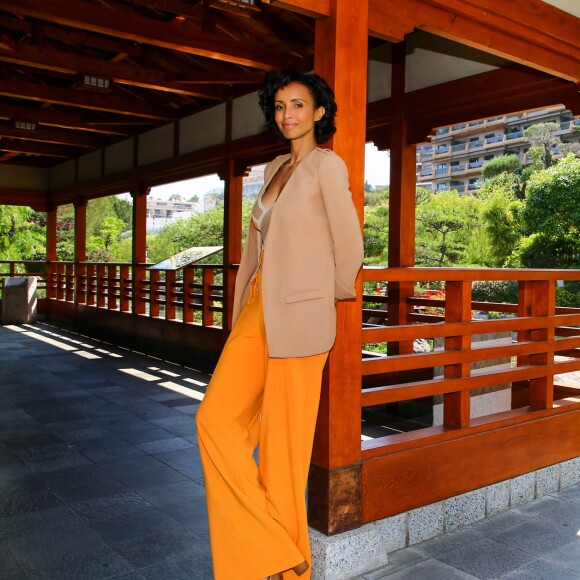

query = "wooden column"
[[132, 182, 149, 315], [388, 42, 416, 356], [309, 0, 368, 536], [519, 279, 555, 409], [220, 159, 243, 335], [46, 206, 57, 300], [74, 201, 87, 305], [443, 280, 471, 428]]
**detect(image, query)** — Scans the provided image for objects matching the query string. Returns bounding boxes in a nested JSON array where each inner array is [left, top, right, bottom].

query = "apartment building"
[[416, 105, 580, 193]]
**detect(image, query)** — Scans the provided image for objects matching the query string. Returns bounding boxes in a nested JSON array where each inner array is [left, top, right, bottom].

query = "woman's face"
[[274, 82, 325, 143]]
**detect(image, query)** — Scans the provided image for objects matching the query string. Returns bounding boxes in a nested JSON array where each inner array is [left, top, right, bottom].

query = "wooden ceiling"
[[0, 0, 315, 168]]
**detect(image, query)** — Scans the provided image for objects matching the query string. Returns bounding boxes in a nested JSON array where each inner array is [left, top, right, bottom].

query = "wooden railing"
[[46, 261, 224, 328], [359, 267, 580, 521], [0, 261, 47, 300]]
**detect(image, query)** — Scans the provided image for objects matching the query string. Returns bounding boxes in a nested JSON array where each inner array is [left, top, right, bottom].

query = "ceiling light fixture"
[[13, 120, 37, 131], [78, 74, 113, 92]]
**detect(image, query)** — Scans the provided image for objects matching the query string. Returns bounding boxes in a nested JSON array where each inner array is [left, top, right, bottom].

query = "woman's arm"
[[318, 152, 364, 300]]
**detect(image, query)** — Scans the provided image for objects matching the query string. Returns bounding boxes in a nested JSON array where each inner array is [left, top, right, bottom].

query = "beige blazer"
[[232, 147, 364, 358]]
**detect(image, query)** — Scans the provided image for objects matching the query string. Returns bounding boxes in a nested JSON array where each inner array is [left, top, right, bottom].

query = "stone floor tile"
[[0, 505, 84, 542], [70, 491, 153, 521], [361, 547, 430, 579], [112, 528, 200, 569], [26, 544, 134, 580], [370, 558, 478, 579], [136, 436, 193, 454], [501, 558, 580, 579], [114, 464, 189, 489], [544, 539, 580, 573], [0, 486, 64, 518], [436, 537, 536, 578], [414, 526, 484, 557], [513, 494, 567, 518], [135, 479, 206, 507], [137, 546, 214, 580], [0, 544, 28, 579], [551, 482, 580, 505], [119, 428, 175, 445], [495, 518, 578, 556], [88, 506, 183, 543], [82, 444, 147, 465]]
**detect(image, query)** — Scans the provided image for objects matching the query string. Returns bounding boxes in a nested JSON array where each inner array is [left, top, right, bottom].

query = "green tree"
[[524, 122, 562, 169], [364, 201, 388, 264], [518, 154, 580, 268], [415, 190, 485, 266], [481, 154, 521, 180], [0, 206, 45, 261]]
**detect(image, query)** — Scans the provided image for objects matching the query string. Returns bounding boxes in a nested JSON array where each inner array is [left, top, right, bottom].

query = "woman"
[[196, 70, 363, 580]]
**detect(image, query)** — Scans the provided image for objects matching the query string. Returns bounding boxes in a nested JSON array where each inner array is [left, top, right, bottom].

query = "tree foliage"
[[0, 206, 45, 261], [415, 190, 485, 267], [481, 154, 521, 180], [518, 155, 580, 268]]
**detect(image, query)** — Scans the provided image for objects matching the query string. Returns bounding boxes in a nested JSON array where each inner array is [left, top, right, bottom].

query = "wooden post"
[[309, 0, 368, 536], [183, 267, 194, 323], [165, 270, 176, 320], [443, 280, 471, 428], [46, 207, 57, 300], [221, 159, 243, 334], [132, 182, 149, 316], [388, 42, 416, 357], [74, 201, 87, 305], [519, 279, 555, 409]]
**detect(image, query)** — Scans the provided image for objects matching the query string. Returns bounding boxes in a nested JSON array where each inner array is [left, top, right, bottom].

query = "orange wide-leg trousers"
[[196, 273, 328, 580]]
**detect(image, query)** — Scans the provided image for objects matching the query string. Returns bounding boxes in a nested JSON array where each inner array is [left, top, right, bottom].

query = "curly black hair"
[[258, 70, 337, 144]]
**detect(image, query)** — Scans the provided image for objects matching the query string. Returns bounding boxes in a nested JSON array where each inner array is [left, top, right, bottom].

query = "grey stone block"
[[536, 464, 560, 497], [561, 457, 580, 488], [486, 480, 510, 516], [376, 513, 406, 553], [310, 524, 389, 580], [408, 502, 444, 545], [510, 473, 535, 507], [444, 489, 485, 531]]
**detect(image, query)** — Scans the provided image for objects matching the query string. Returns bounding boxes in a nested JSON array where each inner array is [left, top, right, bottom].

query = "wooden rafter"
[[261, 0, 329, 18], [0, 44, 226, 99], [3, 0, 305, 71], [0, 124, 102, 148], [0, 139, 79, 157], [0, 78, 176, 120]]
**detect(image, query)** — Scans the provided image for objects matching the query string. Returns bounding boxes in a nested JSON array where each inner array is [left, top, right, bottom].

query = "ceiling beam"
[[368, 0, 580, 82], [3, 0, 303, 71], [0, 78, 176, 120], [0, 139, 79, 158], [0, 15, 144, 57], [166, 72, 265, 84], [130, 0, 204, 21], [0, 124, 102, 148], [0, 188, 47, 211], [0, 104, 135, 136], [0, 43, 226, 100], [424, 0, 580, 68], [261, 0, 330, 18]]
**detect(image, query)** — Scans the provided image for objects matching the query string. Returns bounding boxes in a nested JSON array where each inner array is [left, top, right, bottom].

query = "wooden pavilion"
[[1, 0, 580, 552]]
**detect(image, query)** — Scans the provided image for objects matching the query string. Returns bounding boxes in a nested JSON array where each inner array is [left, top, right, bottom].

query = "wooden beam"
[[0, 187, 47, 211], [4, 0, 304, 71], [0, 15, 144, 58], [368, 0, 580, 82], [262, 0, 330, 18], [0, 124, 102, 148], [0, 139, 78, 158], [0, 44, 225, 100], [166, 72, 265, 84], [0, 78, 176, 120]]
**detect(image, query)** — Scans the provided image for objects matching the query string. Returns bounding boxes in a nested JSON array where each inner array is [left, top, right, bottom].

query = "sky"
[[149, 143, 390, 202]]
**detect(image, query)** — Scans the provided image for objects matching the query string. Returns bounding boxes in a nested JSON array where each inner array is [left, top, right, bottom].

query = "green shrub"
[[471, 280, 518, 304], [555, 287, 580, 308]]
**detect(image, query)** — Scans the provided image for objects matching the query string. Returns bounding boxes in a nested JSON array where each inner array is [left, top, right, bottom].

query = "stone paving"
[[1, 322, 580, 579]]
